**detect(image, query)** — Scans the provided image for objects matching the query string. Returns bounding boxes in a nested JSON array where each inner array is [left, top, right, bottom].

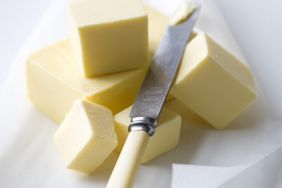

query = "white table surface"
[[0, 0, 51, 86]]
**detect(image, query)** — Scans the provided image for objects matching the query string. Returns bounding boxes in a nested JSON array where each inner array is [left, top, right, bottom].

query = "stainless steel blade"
[[130, 9, 200, 121]]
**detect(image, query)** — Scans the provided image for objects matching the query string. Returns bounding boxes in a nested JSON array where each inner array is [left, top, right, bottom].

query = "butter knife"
[[107, 5, 200, 188]]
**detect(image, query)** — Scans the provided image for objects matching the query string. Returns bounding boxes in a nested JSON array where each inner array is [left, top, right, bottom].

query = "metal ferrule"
[[128, 117, 157, 136]]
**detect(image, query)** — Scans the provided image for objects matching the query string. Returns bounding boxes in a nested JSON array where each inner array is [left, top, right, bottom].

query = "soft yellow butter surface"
[[115, 106, 181, 163], [171, 33, 257, 129], [69, 0, 148, 77], [145, 5, 168, 54], [169, 1, 199, 26], [26, 40, 147, 123], [54, 100, 117, 174]]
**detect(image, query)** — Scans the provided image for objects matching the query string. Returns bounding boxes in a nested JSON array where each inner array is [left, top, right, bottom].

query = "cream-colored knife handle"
[[106, 131, 149, 188]]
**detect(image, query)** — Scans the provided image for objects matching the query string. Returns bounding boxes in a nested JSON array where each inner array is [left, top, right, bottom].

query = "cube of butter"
[[26, 40, 147, 123], [69, 0, 148, 77], [171, 33, 257, 129], [115, 106, 181, 163], [54, 100, 117, 174]]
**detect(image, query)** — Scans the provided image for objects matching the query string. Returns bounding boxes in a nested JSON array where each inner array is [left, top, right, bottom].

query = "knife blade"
[[129, 7, 200, 135]]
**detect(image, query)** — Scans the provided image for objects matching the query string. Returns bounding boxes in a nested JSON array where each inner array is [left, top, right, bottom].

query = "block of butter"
[[145, 5, 257, 129], [26, 40, 147, 123], [171, 33, 257, 129], [115, 106, 181, 163], [69, 0, 148, 77], [54, 100, 117, 174]]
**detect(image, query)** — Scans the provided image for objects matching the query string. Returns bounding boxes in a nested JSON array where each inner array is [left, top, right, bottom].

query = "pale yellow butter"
[[145, 5, 168, 52], [115, 106, 181, 163], [54, 100, 117, 174], [26, 40, 147, 123], [26, 6, 166, 124], [171, 33, 257, 129], [169, 1, 199, 26], [69, 0, 148, 77]]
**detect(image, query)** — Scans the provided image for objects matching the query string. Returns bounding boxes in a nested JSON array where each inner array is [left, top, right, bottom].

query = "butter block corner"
[[172, 33, 257, 129], [54, 100, 117, 174]]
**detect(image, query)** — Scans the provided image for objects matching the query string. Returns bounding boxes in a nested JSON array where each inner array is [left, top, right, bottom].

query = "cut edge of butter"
[[169, 0, 200, 26]]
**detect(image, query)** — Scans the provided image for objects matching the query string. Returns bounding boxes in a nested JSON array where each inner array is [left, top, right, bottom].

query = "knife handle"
[[106, 131, 149, 188]]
